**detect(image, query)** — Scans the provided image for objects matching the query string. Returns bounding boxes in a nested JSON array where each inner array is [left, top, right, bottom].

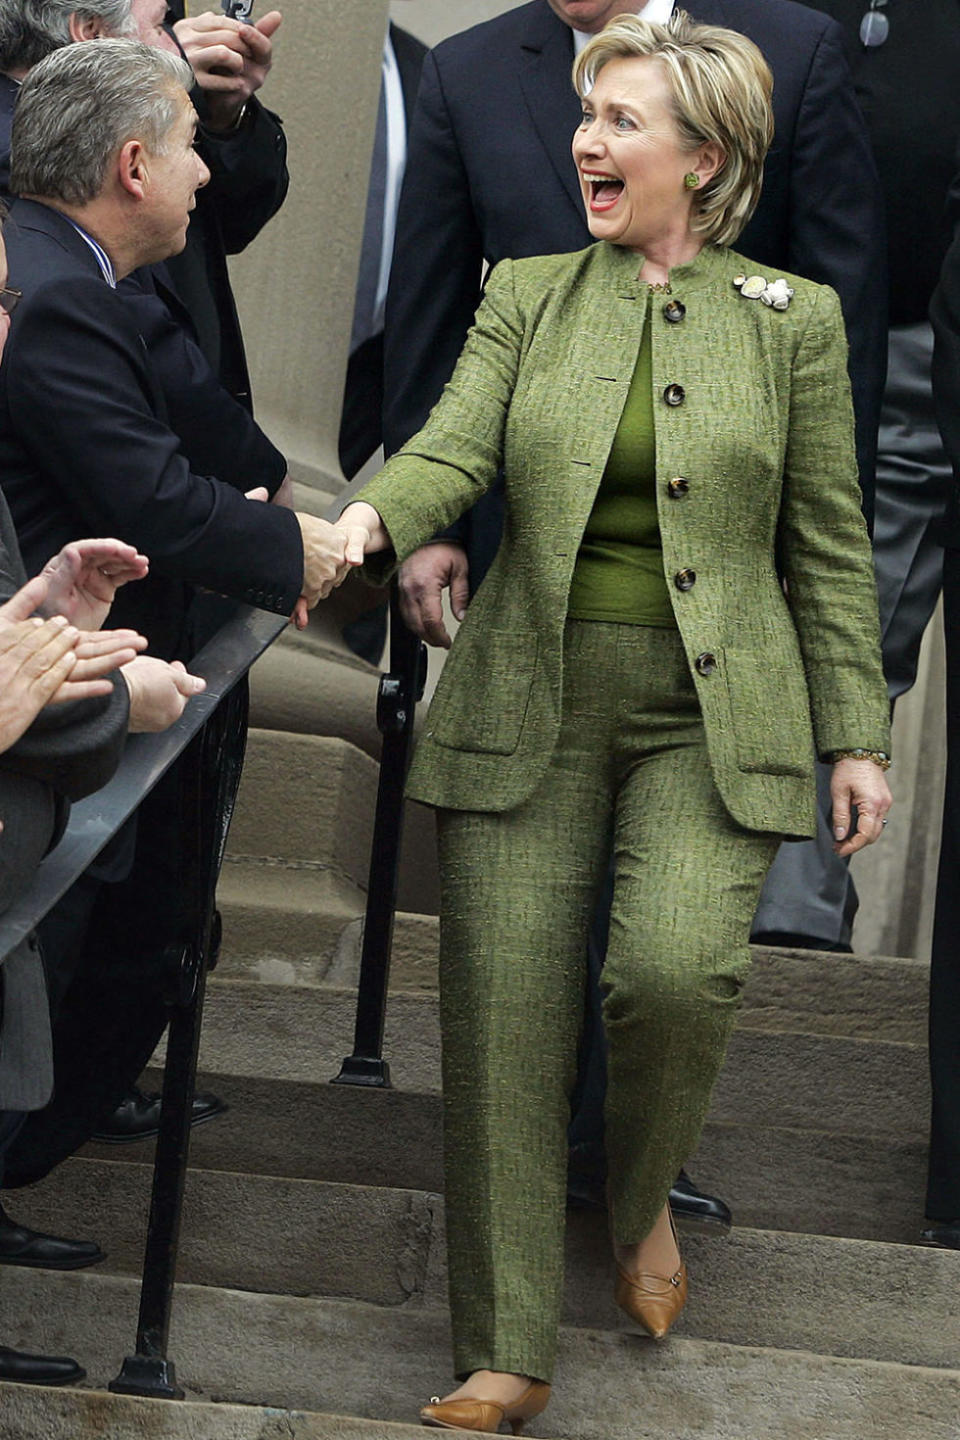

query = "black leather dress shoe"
[[920, 1219, 960, 1249], [0, 1344, 85, 1386], [0, 1206, 104, 1271], [91, 1085, 227, 1144], [671, 1169, 732, 1232], [567, 1167, 732, 1232]]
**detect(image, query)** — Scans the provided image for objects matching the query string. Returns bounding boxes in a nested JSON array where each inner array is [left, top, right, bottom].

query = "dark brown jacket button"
[[667, 476, 690, 497], [695, 651, 717, 675], [664, 300, 686, 323], [674, 568, 696, 591], [663, 383, 685, 406]]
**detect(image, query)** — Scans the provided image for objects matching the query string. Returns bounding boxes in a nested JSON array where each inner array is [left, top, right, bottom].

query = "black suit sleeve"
[[785, 19, 887, 526], [5, 277, 303, 614], [382, 52, 487, 548], [931, 151, 960, 549], [383, 52, 485, 460], [195, 96, 289, 256]]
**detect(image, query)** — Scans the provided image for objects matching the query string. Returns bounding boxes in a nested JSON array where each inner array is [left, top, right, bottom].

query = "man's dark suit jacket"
[[0, 199, 303, 660], [163, 0, 289, 407], [383, 0, 887, 572], [0, 74, 288, 495], [338, 23, 428, 480]]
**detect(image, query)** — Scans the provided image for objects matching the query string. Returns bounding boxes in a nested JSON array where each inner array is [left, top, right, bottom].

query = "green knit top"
[[567, 297, 676, 628]]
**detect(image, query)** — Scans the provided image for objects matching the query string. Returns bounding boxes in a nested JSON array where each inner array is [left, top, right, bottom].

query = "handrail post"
[[109, 684, 246, 1399], [333, 587, 426, 1089]]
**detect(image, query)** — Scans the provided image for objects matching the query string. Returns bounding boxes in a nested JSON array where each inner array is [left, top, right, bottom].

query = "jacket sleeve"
[[6, 278, 303, 616], [777, 284, 891, 756], [930, 144, 960, 550], [195, 96, 289, 255], [361, 259, 523, 578], [382, 50, 486, 549], [785, 18, 887, 527], [119, 277, 287, 494]]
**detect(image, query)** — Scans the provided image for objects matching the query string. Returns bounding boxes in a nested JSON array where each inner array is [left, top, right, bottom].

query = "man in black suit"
[[924, 153, 960, 1252], [0, 39, 356, 1202], [0, 0, 298, 1151], [338, 19, 428, 483], [382, 0, 886, 1226]]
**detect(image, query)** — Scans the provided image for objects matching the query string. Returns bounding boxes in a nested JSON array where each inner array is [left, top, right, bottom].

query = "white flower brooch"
[[733, 274, 795, 311]]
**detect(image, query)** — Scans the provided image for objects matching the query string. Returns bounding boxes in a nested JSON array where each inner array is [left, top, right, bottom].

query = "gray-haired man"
[[0, 41, 354, 1316]]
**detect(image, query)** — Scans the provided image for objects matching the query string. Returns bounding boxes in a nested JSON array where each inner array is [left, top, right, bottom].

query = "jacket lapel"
[[517, 5, 585, 225]]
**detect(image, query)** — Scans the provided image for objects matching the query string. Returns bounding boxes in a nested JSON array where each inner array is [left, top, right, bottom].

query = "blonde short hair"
[[572, 10, 774, 247]]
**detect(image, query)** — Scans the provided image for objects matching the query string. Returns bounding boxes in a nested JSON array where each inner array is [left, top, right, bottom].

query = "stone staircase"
[[2, 728, 958, 1440]]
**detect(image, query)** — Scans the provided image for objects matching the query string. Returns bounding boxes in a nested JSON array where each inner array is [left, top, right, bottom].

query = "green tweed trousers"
[[435, 621, 780, 1383]]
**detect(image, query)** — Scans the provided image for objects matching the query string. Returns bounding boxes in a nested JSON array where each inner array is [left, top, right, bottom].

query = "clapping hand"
[[38, 539, 149, 631], [0, 576, 146, 752]]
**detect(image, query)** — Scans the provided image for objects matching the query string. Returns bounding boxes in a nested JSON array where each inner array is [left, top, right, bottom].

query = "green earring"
[[684, 172, 699, 190]]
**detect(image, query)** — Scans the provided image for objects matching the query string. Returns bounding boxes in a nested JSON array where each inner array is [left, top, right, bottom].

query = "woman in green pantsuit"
[[333, 12, 892, 1433]]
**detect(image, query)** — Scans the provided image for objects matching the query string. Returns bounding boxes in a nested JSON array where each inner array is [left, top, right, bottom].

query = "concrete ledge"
[[0, 1386, 431, 1440], [191, 982, 927, 1139], [9, 1159, 957, 1368], [1, 1272, 956, 1440]]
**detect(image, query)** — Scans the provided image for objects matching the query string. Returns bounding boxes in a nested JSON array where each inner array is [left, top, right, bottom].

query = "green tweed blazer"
[[359, 241, 890, 837]]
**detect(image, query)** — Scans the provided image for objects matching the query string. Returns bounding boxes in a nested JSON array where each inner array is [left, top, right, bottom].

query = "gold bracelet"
[[829, 748, 891, 771]]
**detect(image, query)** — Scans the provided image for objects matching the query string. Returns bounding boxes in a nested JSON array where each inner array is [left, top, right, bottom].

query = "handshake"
[[291, 497, 389, 630]]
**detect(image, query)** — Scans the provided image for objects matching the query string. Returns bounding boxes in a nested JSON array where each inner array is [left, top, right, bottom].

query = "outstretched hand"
[[39, 539, 149, 631], [831, 758, 893, 857]]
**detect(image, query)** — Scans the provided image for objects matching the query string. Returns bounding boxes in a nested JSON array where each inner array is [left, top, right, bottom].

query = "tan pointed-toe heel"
[[420, 1379, 551, 1433], [615, 1256, 688, 1338], [614, 1207, 688, 1340]]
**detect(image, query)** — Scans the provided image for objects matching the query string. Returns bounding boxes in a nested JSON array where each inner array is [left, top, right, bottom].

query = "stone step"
[[213, 896, 929, 1041], [191, 980, 928, 1139], [85, 1073, 929, 1244], [3, 1270, 957, 1439], [216, 870, 439, 991], [11, 1158, 956, 1369], [226, 729, 440, 917], [0, 1387, 432, 1440]]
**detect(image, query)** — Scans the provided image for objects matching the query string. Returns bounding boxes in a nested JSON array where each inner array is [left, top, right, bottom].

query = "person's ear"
[[117, 140, 149, 200], [67, 11, 110, 41], [695, 141, 725, 188]]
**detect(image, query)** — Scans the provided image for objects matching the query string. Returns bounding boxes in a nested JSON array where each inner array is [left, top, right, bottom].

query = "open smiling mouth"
[[584, 172, 624, 212]]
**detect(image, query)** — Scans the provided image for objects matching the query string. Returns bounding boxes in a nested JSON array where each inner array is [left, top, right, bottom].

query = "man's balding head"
[[0, 0, 136, 74]]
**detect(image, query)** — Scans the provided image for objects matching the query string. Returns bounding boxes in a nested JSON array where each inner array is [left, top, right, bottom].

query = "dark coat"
[[162, 1, 290, 406], [0, 490, 130, 1112], [338, 23, 428, 480], [383, 0, 887, 556], [0, 74, 288, 493], [0, 199, 303, 661]]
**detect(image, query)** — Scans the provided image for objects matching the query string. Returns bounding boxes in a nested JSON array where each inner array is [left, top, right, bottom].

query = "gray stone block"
[[1, 1271, 956, 1440]]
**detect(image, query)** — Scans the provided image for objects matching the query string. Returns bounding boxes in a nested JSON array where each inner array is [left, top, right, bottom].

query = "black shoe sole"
[[0, 1248, 105, 1272], [672, 1208, 732, 1236], [90, 1101, 228, 1146], [0, 1367, 87, 1387]]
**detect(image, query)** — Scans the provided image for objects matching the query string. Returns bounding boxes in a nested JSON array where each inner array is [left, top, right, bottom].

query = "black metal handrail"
[[0, 601, 286, 1400]]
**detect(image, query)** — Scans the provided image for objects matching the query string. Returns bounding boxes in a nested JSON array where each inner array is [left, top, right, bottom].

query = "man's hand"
[[292, 513, 358, 630], [122, 657, 206, 733], [831, 758, 893, 857], [174, 8, 282, 131], [398, 542, 470, 649], [38, 539, 149, 631]]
